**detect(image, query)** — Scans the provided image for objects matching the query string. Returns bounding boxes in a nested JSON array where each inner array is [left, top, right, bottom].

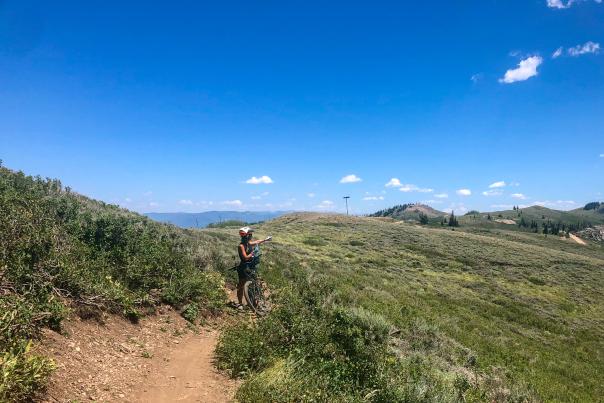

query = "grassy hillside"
[[0, 166, 229, 401], [216, 213, 604, 402]]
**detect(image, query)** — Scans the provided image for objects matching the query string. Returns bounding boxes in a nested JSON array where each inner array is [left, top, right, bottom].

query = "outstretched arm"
[[249, 236, 272, 246]]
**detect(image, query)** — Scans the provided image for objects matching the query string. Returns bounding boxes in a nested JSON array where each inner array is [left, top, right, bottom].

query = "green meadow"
[[216, 213, 604, 402]]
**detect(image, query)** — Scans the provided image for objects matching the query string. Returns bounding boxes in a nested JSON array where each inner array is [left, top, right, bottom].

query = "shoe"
[[235, 303, 244, 311]]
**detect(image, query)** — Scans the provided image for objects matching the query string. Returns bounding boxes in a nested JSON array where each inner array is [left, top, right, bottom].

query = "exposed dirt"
[[128, 329, 238, 403], [494, 219, 516, 225], [39, 306, 239, 403], [569, 233, 587, 245]]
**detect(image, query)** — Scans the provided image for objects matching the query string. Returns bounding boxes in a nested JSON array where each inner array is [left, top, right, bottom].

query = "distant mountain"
[[369, 203, 446, 220], [144, 211, 288, 228]]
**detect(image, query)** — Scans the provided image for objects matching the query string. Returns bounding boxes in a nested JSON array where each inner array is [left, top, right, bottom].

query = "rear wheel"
[[243, 280, 267, 315]]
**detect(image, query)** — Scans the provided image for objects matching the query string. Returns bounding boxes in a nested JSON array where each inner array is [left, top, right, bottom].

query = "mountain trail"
[[41, 305, 239, 402], [127, 329, 238, 403]]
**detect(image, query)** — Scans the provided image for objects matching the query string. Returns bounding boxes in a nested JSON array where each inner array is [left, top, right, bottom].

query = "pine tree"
[[448, 211, 459, 227]]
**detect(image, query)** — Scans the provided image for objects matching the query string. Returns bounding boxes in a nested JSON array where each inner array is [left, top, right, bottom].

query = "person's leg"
[[237, 278, 245, 305]]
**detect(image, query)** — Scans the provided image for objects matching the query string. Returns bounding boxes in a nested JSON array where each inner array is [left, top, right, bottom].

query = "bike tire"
[[243, 280, 266, 315]]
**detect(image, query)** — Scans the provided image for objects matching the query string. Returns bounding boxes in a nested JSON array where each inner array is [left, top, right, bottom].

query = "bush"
[[0, 342, 55, 403], [217, 271, 537, 402]]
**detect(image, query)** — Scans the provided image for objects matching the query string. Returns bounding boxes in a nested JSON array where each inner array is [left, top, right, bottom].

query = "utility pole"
[[343, 196, 350, 215]]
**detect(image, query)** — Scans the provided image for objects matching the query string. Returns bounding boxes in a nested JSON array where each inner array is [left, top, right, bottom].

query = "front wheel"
[[243, 280, 268, 315]]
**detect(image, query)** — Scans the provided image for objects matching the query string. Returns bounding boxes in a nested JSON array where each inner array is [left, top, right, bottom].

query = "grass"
[[216, 212, 604, 402]]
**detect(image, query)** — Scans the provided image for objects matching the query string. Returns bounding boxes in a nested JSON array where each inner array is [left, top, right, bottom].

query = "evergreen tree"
[[419, 212, 429, 225], [448, 211, 459, 227]]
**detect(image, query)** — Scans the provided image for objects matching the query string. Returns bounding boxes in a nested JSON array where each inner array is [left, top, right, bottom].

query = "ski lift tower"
[[343, 196, 350, 216]]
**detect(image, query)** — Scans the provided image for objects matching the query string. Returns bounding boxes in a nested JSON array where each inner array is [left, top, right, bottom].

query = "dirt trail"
[[569, 233, 587, 245], [127, 329, 238, 403], [41, 306, 239, 403]]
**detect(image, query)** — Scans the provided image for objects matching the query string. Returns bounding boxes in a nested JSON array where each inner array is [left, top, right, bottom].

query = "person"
[[236, 227, 271, 310]]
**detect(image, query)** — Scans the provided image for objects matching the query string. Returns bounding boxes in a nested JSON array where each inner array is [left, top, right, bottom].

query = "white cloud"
[[261, 191, 270, 196], [399, 184, 434, 193], [568, 41, 600, 56], [149, 202, 159, 207], [499, 56, 543, 84], [245, 175, 273, 185], [547, 0, 602, 9], [124, 197, 132, 203], [316, 200, 335, 209], [489, 181, 506, 188], [385, 178, 402, 187], [547, 0, 571, 8], [600, 153, 604, 158], [511, 193, 527, 200], [534, 200, 577, 210], [471, 73, 483, 83], [552, 47, 563, 58], [422, 199, 443, 204], [444, 203, 468, 214], [456, 189, 472, 196], [178, 199, 193, 205], [363, 196, 384, 201], [251, 196, 262, 200], [307, 192, 316, 198], [434, 193, 449, 199], [340, 174, 362, 184], [223, 199, 243, 207], [482, 189, 503, 197]]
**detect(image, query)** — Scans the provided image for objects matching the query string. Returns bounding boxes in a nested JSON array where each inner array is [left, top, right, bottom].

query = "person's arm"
[[249, 237, 271, 246], [239, 244, 254, 261]]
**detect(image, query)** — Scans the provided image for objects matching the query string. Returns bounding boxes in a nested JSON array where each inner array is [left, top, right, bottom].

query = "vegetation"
[[216, 213, 604, 402], [207, 220, 247, 228], [0, 165, 227, 401], [583, 201, 603, 212]]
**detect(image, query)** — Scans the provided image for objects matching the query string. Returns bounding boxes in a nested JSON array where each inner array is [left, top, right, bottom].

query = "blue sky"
[[1, 1, 603, 215]]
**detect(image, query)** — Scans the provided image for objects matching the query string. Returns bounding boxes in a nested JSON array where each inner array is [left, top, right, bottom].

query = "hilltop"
[[369, 203, 446, 220]]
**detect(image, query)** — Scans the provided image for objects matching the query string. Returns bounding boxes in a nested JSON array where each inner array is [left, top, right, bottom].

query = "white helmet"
[[239, 227, 253, 237]]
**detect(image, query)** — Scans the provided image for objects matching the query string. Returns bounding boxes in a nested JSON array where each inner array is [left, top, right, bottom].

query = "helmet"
[[239, 227, 253, 237]]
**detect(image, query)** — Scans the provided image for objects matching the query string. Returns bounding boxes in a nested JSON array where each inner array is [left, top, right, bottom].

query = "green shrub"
[[0, 342, 55, 403]]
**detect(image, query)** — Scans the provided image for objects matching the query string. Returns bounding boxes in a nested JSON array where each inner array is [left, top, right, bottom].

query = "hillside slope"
[[216, 213, 604, 402], [0, 166, 229, 401]]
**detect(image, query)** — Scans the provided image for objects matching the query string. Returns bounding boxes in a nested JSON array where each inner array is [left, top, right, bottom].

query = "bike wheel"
[[243, 280, 266, 315]]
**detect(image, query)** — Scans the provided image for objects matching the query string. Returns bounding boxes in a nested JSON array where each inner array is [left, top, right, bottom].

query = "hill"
[[0, 166, 228, 401], [457, 205, 604, 236], [215, 212, 604, 402], [3, 165, 604, 402], [369, 203, 446, 220], [145, 211, 287, 228]]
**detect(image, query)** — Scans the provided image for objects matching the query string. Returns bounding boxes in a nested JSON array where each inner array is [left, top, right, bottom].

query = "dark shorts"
[[237, 264, 252, 282]]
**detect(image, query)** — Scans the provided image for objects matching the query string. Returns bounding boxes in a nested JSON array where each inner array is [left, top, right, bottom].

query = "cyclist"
[[236, 227, 271, 310]]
